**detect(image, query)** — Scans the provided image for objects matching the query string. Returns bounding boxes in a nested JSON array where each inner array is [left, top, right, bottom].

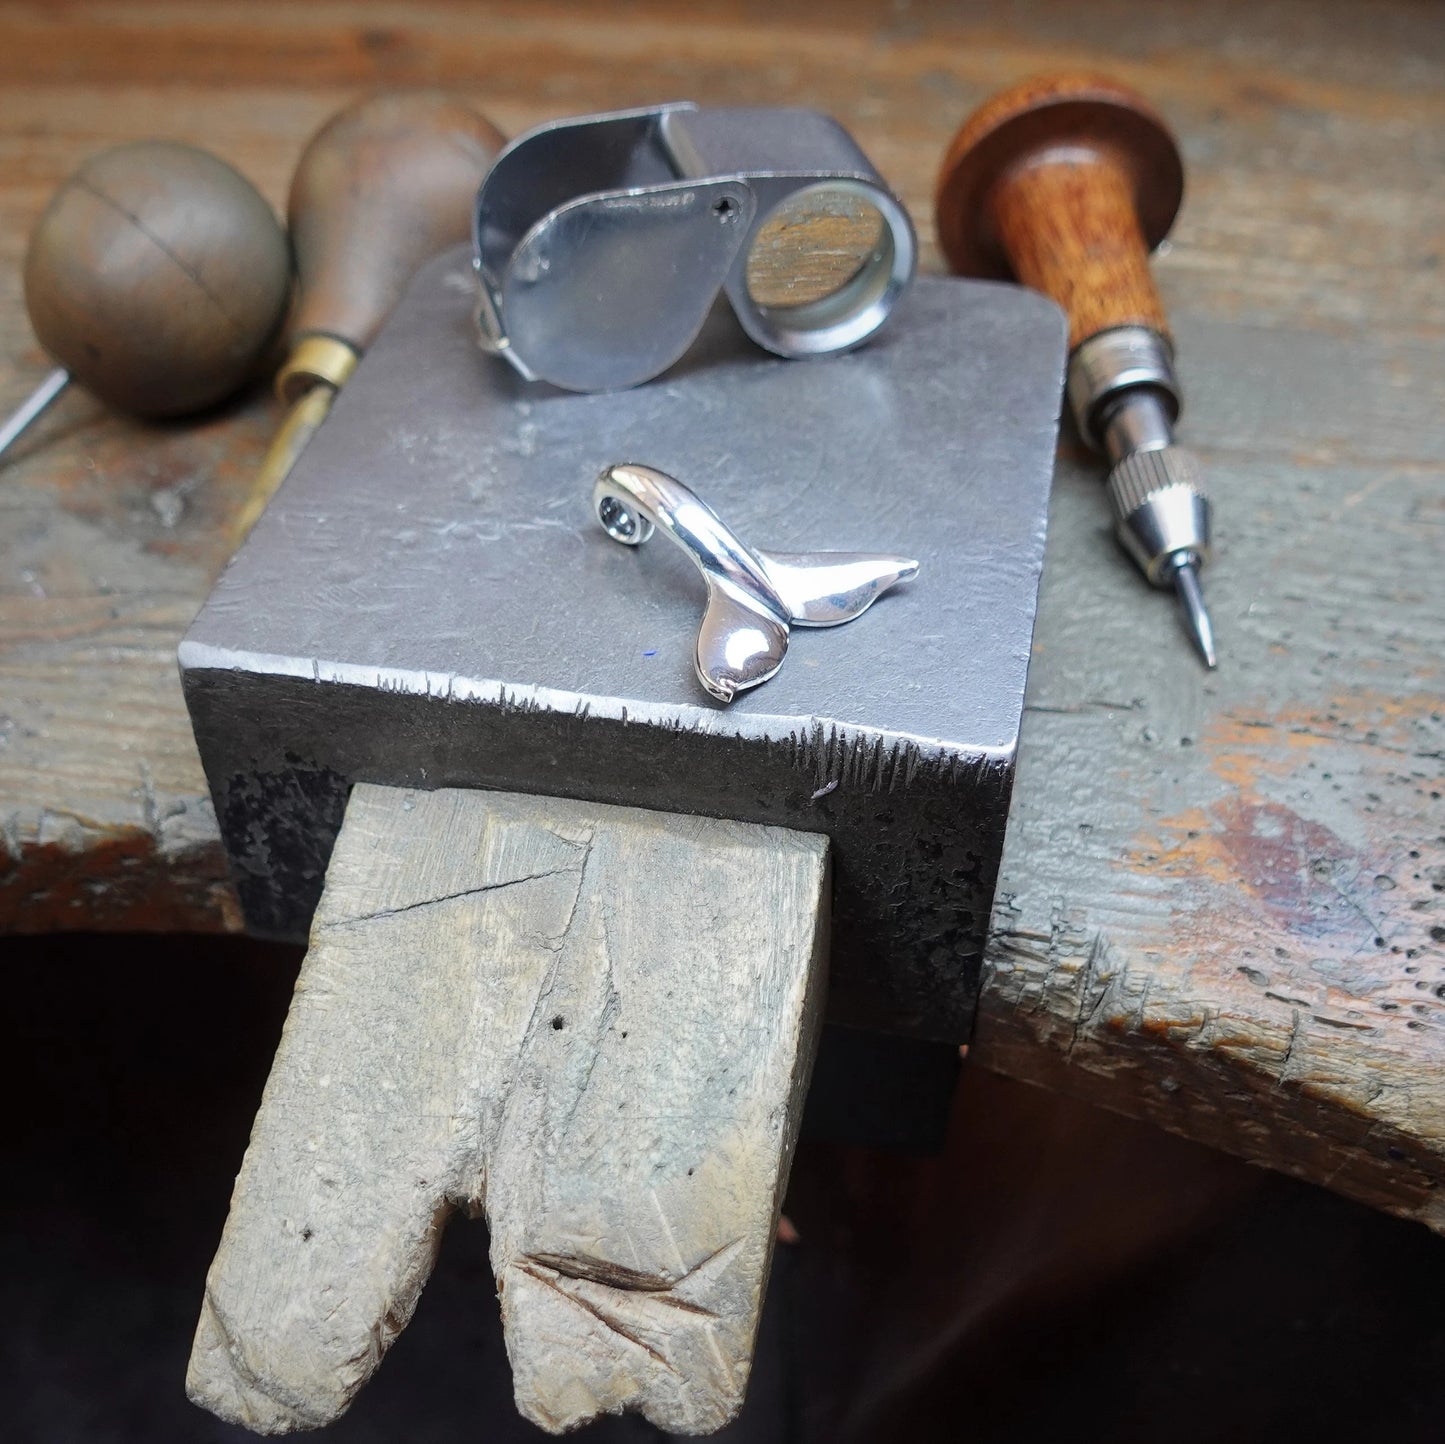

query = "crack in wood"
[[523, 1240, 733, 1315], [320, 866, 577, 929], [1277, 1008, 1303, 1089], [71, 174, 252, 336], [513, 1261, 682, 1376], [1065, 930, 1113, 1062]]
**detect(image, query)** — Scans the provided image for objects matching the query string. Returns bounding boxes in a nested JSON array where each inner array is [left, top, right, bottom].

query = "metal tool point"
[[594, 463, 918, 703], [1170, 554, 1216, 669]]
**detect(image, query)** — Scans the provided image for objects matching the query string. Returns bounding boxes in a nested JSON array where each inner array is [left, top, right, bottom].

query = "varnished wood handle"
[[989, 147, 1168, 349], [280, 91, 504, 398], [935, 74, 1185, 352], [22, 141, 290, 418]]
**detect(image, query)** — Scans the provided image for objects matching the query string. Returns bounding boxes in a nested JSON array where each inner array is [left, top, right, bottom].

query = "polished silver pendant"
[[594, 463, 918, 703]]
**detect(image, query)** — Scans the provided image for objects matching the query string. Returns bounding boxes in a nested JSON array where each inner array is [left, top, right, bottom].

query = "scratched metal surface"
[[182, 255, 1066, 1041], [979, 309, 1445, 1227]]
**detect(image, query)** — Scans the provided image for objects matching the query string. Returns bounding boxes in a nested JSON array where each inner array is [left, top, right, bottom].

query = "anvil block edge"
[[181, 656, 1017, 1045]]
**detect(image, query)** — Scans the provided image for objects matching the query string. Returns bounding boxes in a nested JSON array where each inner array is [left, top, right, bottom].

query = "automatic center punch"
[[938, 74, 1218, 669]]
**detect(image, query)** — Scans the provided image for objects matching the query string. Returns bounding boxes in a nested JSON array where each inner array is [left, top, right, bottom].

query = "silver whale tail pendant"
[[594, 464, 919, 703]]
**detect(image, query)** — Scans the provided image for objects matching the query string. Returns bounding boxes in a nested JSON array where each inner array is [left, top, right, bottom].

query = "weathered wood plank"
[[2, 0, 1439, 934], [977, 310, 1445, 1229], [0, 419, 263, 930], [187, 785, 828, 1434], [0, 0, 1441, 1233]]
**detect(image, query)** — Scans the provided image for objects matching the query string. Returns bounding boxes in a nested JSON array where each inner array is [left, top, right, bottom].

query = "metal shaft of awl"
[[0, 366, 69, 465], [1170, 552, 1216, 670], [1073, 330, 1217, 670]]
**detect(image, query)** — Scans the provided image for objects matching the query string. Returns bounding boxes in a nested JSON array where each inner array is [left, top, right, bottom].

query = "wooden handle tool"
[[1, 141, 289, 464], [937, 74, 1217, 669], [230, 92, 505, 541]]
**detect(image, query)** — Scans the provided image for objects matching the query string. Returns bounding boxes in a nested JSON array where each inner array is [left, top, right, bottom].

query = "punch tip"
[[1173, 558, 1217, 670]]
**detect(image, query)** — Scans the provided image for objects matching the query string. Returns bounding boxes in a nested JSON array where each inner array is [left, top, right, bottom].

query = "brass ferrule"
[[275, 334, 361, 406]]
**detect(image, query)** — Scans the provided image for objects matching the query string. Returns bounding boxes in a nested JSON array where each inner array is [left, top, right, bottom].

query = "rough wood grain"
[[187, 784, 829, 1435], [977, 309, 1445, 1229], [0, 0, 1442, 1230]]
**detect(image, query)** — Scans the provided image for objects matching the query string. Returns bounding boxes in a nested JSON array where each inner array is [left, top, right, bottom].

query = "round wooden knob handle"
[[280, 91, 505, 399], [935, 74, 1184, 351], [22, 140, 290, 418]]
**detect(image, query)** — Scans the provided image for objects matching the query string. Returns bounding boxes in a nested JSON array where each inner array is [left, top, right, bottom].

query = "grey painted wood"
[[1, 0, 1441, 1229], [187, 785, 829, 1434], [978, 312, 1445, 1228]]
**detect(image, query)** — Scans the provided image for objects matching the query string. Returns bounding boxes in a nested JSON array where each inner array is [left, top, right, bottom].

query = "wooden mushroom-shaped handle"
[[935, 74, 1184, 352], [278, 91, 505, 401], [23, 141, 290, 418]]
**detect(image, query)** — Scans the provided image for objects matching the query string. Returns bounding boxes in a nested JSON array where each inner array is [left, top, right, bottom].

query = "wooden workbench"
[[1, 0, 1441, 1232]]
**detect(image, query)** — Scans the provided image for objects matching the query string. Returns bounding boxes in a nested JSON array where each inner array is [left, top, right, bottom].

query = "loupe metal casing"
[[473, 103, 917, 392]]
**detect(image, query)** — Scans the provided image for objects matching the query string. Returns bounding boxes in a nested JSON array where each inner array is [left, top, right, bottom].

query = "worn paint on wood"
[[979, 308, 1445, 1228], [0, 1, 1441, 1227]]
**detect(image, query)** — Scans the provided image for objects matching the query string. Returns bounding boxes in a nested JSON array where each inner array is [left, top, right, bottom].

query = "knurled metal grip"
[[472, 103, 917, 392], [1106, 443, 1212, 585]]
